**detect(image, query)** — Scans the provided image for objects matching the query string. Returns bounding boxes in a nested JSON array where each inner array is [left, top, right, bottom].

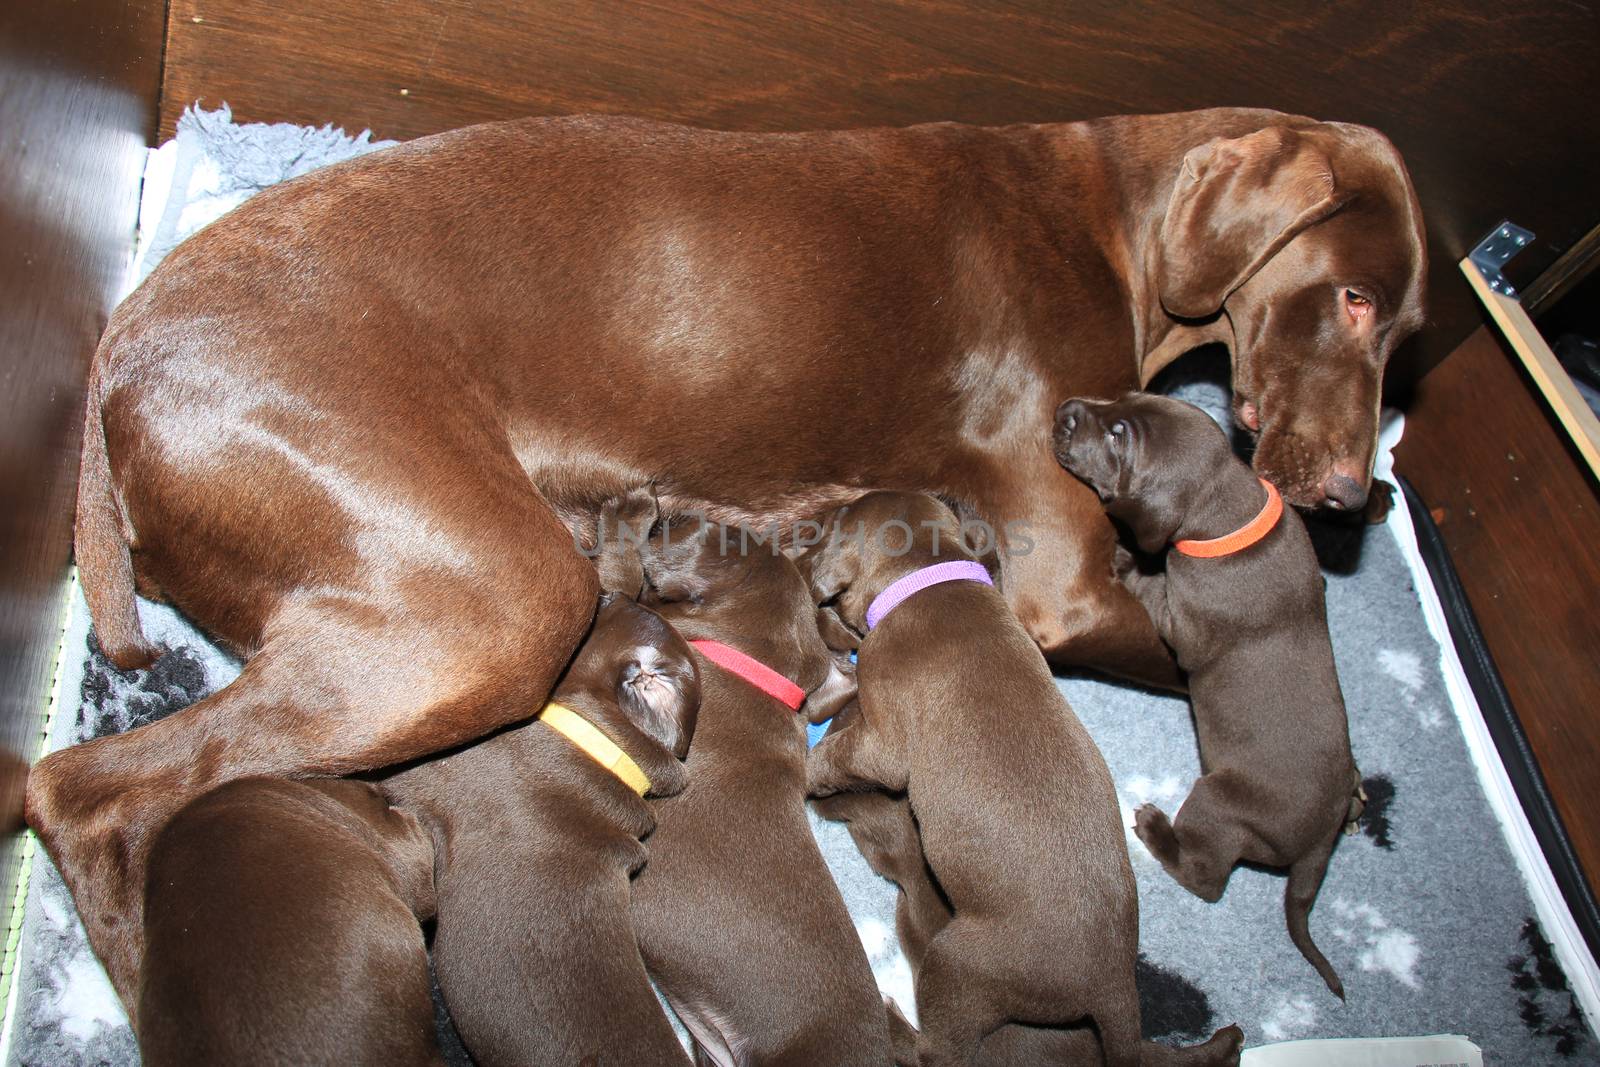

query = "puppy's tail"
[[1286, 828, 1344, 999], [75, 362, 157, 671]]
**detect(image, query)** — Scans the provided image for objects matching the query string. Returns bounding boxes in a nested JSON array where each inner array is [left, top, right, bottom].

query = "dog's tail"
[[75, 362, 157, 671], [1286, 826, 1344, 999]]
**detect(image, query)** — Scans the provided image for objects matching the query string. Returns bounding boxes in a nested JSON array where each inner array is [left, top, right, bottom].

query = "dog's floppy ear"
[[804, 656, 858, 725], [615, 640, 700, 760], [637, 519, 715, 605], [1157, 126, 1347, 318], [793, 511, 857, 606], [815, 606, 860, 652], [595, 485, 660, 597]]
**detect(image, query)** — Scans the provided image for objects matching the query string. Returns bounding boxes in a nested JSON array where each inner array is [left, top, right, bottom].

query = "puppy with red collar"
[[1053, 392, 1365, 998], [798, 491, 1243, 1067], [597, 488, 888, 1067]]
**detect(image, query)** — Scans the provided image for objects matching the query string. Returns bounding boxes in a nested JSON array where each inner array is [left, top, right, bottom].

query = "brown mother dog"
[[39, 108, 1424, 1001]]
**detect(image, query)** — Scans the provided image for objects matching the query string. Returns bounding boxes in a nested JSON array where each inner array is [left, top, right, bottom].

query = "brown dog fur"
[[140, 591, 698, 1066], [798, 492, 1243, 1067], [46, 109, 1424, 997], [382, 591, 700, 1066], [1053, 393, 1363, 998], [138, 776, 441, 1067], [817, 788, 1249, 1067], [596, 488, 886, 1066]]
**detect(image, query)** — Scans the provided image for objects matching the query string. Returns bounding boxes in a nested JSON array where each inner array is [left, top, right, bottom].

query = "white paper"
[[1242, 1033, 1481, 1067]]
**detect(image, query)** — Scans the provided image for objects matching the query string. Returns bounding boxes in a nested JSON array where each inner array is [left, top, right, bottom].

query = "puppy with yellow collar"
[[382, 590, 701, 1065]]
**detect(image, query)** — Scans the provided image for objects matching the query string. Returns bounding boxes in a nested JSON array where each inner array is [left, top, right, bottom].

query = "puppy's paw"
[[1133, 803, 1178, 863], [884, 995, 920, 1066], [805, 774, 841, 800], [1208, 1023, 1246, 1062]]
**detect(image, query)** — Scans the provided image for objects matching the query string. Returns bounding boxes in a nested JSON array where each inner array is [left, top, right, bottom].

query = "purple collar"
[[864, 561, 994, 631]]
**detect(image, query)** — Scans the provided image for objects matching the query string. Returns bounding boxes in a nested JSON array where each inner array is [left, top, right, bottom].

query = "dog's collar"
[[1173, 478, 1283, 559], [865, 560, 994, 630], [539, 702, 651, 795], [688, 639, 806, 710]]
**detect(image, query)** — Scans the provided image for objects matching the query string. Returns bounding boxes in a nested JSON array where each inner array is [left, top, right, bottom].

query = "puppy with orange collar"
[[1053, 392, 1364, 998]]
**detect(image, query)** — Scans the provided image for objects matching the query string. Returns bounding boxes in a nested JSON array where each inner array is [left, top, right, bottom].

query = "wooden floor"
[[1396, 325, 1600, 890]]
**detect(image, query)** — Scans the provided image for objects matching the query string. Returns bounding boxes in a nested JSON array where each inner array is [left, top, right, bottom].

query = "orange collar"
[[1173, 478, 1283, 559]]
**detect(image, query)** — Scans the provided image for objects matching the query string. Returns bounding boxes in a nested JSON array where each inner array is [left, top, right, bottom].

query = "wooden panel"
[[158, 0, 1600, 388], [1396, 325, 1600, 888], [0, 0, 165, 858], [1461, 259, 1600, 479]]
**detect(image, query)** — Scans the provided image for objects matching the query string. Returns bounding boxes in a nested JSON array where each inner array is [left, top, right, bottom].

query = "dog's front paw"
[[1133, 803, 1178, 863]]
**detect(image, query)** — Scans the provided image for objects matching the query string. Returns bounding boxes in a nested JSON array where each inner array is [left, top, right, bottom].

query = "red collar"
[[688, 639, 806, 711], [1173, 478, 1283, 559]]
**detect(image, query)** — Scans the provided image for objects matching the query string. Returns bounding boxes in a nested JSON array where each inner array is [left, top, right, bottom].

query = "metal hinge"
[[1469, 221, 1535, 299]]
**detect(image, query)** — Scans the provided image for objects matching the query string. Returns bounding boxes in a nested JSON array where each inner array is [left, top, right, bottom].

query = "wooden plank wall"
[[1396, 326, 1600, 887], [0, 0, 165, 874], [154, 1, 1600, 390]]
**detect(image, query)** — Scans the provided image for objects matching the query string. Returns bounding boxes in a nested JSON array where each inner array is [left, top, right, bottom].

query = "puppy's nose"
[[1054, 399, 1087, 435], [1321, 471, 1369, 511]]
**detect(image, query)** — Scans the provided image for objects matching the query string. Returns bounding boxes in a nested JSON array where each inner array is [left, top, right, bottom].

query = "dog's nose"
[[1321, 472, 1369, 511], [1054, 399, 1086, 435]]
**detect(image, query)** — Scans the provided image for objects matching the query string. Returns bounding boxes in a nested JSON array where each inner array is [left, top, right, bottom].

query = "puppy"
[[140, 590, 698, 1067], [799, 491, 1243, 1067], [598, 488, 889, 1067], [139, 776, 442, 1067], [383, 590, 700, 1066], [1053, 393, 1364, 998]]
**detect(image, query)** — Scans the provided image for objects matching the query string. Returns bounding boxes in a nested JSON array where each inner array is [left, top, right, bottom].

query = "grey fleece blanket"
[[5, 108, 1595, 1066]]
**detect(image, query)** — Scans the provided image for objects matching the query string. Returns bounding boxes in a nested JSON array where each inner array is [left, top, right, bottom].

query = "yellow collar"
[[539, 702, 651, 796]]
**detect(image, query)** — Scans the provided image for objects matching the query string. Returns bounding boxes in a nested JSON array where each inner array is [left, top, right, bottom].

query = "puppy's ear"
[[616, 644, 700, 759], [815, 606, 860, 652], [803, 656, 858, 725], [793, 514, 856, 605], [637, 520, 715, 605], [595, 485, 660, 597]]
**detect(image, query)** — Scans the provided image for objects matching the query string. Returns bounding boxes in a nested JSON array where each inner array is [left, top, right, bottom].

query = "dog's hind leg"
[[139, 777, 442, 1067], [28, 452, 598, 1013], [1133, 772, 1258, 903], [914, 919, 1010, 1067], [805, 714, 906, 797], [816, 792, 952, 972]]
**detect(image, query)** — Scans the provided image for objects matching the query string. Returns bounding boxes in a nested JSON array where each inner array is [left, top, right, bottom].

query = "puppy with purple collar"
[[799, 491, 1243, 1067], [1052, 392, 1365, 999]]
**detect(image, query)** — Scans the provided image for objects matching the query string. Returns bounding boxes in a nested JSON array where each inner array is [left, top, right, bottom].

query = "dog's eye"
[[1344, 289, 1372, 308]]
